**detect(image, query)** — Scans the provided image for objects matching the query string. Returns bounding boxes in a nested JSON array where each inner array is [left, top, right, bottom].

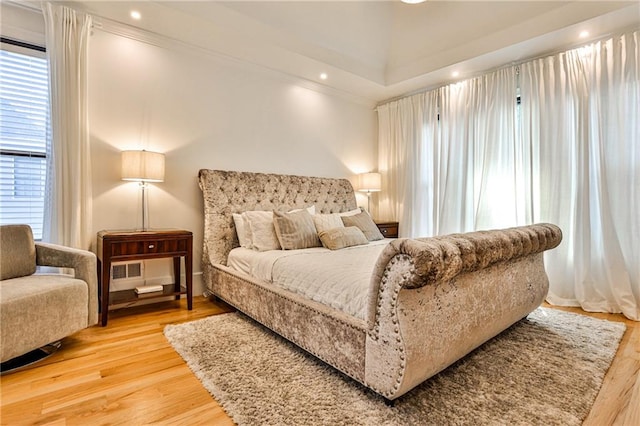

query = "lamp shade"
[[357, 172, 381, 193], [121, 150, 165, 182]]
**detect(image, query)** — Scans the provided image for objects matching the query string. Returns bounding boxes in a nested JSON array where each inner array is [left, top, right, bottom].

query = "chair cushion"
[[0, 225, 37, 280], [0, 274, 89, 362]]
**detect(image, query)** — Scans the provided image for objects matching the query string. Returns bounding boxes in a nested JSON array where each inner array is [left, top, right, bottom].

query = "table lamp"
[[121, 150, 165, 231], [356, 172, 381, 213]]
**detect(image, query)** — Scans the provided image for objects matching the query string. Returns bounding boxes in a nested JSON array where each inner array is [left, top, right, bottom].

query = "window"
[[0, 39, 48, 239]]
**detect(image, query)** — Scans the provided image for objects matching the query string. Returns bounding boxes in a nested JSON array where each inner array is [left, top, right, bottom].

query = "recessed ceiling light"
[[401, 0, 426, 4], [130, 10, 141, 20], [579, 30, 589, 38], [319, 73, 328, 80], [452, 71, 460, 78]]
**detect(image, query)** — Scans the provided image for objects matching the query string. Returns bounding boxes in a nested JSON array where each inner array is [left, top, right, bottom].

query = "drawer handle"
[[148, 244, 155, 249]]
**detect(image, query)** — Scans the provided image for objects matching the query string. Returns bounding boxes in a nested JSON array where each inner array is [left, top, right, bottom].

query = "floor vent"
[[111, 262, 143, 280]]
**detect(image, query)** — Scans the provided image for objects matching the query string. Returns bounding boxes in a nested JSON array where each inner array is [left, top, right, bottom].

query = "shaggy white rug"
[[164, 308, 625, 426]]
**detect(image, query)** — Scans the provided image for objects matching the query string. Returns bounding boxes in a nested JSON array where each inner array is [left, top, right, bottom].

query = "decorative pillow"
[[290, 205, 316, 215], [338, 207, 362, 217], [318, 226, 369, 250], [238, 206, 314, 251], [232, 213, 252, 248], [341, 211, 384, 241], [273, 209, 322, 250], [243, 210, 281, 251], [312, 213, 344, 234]]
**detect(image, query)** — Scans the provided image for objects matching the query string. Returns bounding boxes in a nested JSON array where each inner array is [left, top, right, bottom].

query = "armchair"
[[0, 224, 98, 365]]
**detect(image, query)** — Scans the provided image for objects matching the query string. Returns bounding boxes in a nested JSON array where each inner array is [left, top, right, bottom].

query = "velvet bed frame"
[[198, 169, 562, 401]]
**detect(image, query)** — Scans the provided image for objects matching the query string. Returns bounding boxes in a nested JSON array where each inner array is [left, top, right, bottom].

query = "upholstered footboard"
[[364, 223, 562, 399], [203, 223, 561, 401]]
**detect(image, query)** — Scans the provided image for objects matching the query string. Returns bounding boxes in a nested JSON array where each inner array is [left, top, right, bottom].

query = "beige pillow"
[[273, 209, 322, 250], [290, 205, 316, 215], [232, 213, 252, 248], [313, 213, 344, 233], [239, 206, 315, 251], [243, 210, 281, 251], [318, 226, 369, 250], [341, 211, 384, 241], [338, 207, 362, 217]]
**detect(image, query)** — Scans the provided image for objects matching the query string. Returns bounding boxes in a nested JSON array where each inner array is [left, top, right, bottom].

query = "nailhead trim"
[[365, 253, 414, 398]]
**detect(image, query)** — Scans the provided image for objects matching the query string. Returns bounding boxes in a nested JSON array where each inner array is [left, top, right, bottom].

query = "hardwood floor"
[[546, 304, 640, 426], [1, 297, 638, 425], [1, 297, 235, 425]]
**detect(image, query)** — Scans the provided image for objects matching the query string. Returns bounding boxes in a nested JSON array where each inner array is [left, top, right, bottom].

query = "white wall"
[[1, 3, 378, 294], [88, 28, 378, 293]]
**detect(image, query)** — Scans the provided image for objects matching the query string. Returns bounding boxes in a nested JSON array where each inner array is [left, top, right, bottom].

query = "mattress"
[[226, 240, 391, 320]]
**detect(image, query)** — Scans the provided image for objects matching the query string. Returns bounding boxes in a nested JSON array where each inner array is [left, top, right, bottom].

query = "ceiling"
[[72, 1, 639, 103]]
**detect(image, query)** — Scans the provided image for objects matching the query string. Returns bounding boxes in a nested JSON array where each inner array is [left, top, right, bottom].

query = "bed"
[[198, 169, 562, 401]]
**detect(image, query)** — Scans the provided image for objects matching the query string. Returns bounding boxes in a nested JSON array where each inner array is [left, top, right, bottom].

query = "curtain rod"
[[375, 24, 639, 110]]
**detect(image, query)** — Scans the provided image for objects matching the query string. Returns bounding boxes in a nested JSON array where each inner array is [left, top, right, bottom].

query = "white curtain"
[[520, 31, 639, 320], [378, 31, 639, 320], [437, 66, 525, 235], [378, 66, 523, 237], [42, 3, 93, 249], [377, 91, 438, 237]]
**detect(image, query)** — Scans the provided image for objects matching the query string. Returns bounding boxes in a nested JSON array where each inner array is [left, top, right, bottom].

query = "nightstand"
[[97, 229, 193, 326], [375, 221, 399, 238]]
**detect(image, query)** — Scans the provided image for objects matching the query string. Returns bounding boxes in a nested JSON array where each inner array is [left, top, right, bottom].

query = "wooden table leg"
[[100, 258, 111, 326], [186, 238, 193, 310], [173, 257, 181, 300]]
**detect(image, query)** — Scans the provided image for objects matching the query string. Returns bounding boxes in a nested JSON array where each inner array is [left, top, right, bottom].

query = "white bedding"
[[226, 240, 391, 320]]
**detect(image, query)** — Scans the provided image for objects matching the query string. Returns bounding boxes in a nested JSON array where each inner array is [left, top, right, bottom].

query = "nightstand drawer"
[[375, 221, 399, 238], [109, 241, 144, 256], [379, 225, 397, 237], [109, 238, 188, 256], [143, 239, 188, 254]]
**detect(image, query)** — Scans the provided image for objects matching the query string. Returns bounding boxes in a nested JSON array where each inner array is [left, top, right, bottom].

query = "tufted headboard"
[[198, 169, 357, 266]]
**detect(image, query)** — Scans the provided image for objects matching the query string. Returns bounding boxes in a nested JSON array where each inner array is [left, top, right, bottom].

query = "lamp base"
[[140, 181, 148, 231]]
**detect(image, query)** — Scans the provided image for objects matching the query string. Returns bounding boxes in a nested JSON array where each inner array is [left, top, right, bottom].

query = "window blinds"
[[0, 47, 49, 239]]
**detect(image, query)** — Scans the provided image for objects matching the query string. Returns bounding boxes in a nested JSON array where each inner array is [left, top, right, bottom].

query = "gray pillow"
[[273, 209, 322, 250], [341, 211, 384, 241], [318, 226, 369, 250]]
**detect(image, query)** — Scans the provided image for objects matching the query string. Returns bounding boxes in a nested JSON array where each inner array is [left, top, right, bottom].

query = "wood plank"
[[1, 297, 637, 425]]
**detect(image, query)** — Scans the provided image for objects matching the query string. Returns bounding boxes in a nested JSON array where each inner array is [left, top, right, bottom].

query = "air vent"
[[112, 264, 127, 280], [111, 261, 143, 280]]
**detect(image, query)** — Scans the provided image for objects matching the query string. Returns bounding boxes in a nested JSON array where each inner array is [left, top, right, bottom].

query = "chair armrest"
[[35, 242, 98, 326]]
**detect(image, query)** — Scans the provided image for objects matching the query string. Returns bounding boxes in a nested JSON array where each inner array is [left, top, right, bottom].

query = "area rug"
[[164, 308, 625, 426]]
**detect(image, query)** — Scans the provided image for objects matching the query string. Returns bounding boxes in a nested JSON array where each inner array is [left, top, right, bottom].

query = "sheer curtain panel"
[[520, 31, 639, 320], [378, 67, 523, 238], [377, 92, 438, 237], [437, 66, 524, 235], [42, 3, 93, 249]]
